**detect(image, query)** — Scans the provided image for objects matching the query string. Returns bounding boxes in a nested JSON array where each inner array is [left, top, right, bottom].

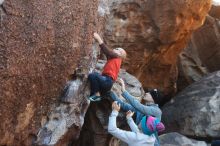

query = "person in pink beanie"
[[108, 101, 156, 146], [141, 115, 165, 136], [139, 115, 165, 146]]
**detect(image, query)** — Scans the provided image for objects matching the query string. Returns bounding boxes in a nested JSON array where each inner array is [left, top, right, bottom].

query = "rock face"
[[177, 40, 208, 91], [162, 71, 220, 138], [197, 9, 220, 73], [177, 14, 220, 91], [104, 0, 211, 96], [0, 0, 107, 145], [160, 132, 208, 146], [0, 0, 214, 145], [209, 5, 220, 19]]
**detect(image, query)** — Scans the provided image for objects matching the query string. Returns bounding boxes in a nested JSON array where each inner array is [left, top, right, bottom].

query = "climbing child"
[[109, 78, 163, 146], [108, 101, 165, 146], [88, 33, 126, 101]]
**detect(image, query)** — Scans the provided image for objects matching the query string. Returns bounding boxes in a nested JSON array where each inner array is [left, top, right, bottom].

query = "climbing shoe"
[[88, 95, 102, 102]]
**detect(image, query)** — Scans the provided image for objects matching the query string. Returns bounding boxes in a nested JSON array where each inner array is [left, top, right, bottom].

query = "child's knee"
[[88, 73, 93, 80], [88, 73, 96, 80]]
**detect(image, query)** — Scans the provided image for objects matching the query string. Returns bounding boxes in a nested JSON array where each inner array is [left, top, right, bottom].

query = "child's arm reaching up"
[[93, 32, 119, 58]]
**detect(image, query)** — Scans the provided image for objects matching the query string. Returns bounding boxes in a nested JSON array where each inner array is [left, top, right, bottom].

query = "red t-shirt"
[[102, 58, 122, 81]]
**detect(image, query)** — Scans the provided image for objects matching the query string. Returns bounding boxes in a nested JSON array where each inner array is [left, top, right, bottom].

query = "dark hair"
[[149, 89, 163, 105]]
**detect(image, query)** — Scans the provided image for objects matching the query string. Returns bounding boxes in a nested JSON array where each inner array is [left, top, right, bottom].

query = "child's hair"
[[115, 47, 126, 59], [149, 89, 163, 105], [141, 116, 165, 135]]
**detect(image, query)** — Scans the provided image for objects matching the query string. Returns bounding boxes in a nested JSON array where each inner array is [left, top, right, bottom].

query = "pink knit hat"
[[146, 116, 165, 133]]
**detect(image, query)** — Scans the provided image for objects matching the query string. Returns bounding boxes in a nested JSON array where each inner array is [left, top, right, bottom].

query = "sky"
[[213, 0, 220, 5]]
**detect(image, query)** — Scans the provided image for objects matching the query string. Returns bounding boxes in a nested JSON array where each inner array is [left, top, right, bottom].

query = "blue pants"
[[88, 72, 113, 96], [212, 140, 220, 146]]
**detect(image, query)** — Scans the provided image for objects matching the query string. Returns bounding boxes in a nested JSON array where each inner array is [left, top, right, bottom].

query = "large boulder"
[[104, 0, 211, 96], [177, 40, 208, 91], [160, 132, 208, 146], [209, 5, 220, 19], [177, 6, 220, 91], [0, 0, 107, 145], [162, 71, 220, 138]]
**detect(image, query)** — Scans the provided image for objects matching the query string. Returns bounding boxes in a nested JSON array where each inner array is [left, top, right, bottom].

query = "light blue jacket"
[[108, 110, 155, 146], [110, 91, 162, 123], [110, 91, 162, 146]]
